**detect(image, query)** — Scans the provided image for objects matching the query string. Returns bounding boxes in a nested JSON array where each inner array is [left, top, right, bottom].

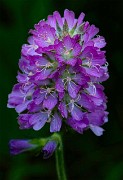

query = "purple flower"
[[7, 9, 109, 136], [42, 140, 57, 159], [9, 140, 36, 155], [55, 36, 81, 66]]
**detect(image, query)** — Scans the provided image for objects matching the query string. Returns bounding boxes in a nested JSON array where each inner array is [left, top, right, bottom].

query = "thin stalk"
[[54, 133, 67, 180]]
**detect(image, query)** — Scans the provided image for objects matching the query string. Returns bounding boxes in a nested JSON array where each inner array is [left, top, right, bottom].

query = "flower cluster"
[[8, 9, 109, 136]]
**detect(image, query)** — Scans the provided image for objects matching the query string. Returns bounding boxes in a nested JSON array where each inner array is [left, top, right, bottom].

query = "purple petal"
[[64, 9, 75, 29], [18, 114, 32, 129], [43, 93, 57, 110], [15, 101, 30, 113], [87, 111, 105, 126], [67, 117, 88, 134], [50, 113, 62, 132], [77, 12, 85, 26], [90, 125, 104, 136], [63, 35, 74, 50], [17, 73, 28, 83], [42, 140, 57, 159], [93, 36, 106, 48], [55, 78, 64, 92], [58, 91, 65, 101], [27, 101, 42, 112], [68, 81, 80, 98], [69, 104, 84, 121], [32, 69, 52, 81], [29, 112, 48, 131], [88, 25, 99, 39], [9, 139, 35, 155], [53, 11, 63, 29], [73, 73, 90, 86], [58, 102, 68, 118], [72, 43, 81, 56], [77, 93, 95, 111], [33, 89, 46, 105], [47, 15, 56, 29], [84, 66, 103, 77], [66, 58, 77, 66]]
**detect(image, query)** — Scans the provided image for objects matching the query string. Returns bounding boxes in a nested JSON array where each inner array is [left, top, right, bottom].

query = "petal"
[[63, 35, 74, 50], [29, 112, 48, 131], [58, 102, 68, 118], [18, 114, 32, 129], [87, 111, 105, 126], [42, 140, 57, 159], [77, 93, 95, 111], [43, 93, 57, 110], [93, 36, 106, 48], [72, 43, 81, 56], [53, 11, 63, 29], [50, 113, 62, 132], [88, 25, 99, 39], [66, 58, 77, 66], [90, 96, 103, 106], [84, 66, 103, 77], [69, 104, 84, 121], [27, 101, 42, 112], [9, 139, 35, 155], [68, 81, 80, 98], [55, 78, 64, 92], [90, 125, 104, 136], [77, 12, 85, 26], [32, 69, 52, 81], [33, 89, 46, 105], [47, 15, 56, 29], [58, 91, 65, 101], [64, 9, 75, 29], [67, 118, 87, 134], [17, 73, 28, 83], [15, 101, 29, 113], [73, 73, 90, 86]]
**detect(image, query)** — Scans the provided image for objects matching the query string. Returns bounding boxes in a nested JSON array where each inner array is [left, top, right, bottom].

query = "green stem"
[[54, 133, 67, 180]]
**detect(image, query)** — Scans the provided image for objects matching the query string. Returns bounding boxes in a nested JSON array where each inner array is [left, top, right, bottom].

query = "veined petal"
[[72, 43, 81, 56], [43, 93, 57, 110], [64, 9, 75, 29], [53, 11, 63, 29], [69, 104, 84, 121], [68, 81, 80, 98], [55, 78, 64, 92], [63, 35, 74, 50], [66, 58, 77, 66], [29, 112, 48, 131], [77, 93, 95, 111], [32, 69, 52, 81], [15, 101, 31, 113], [58, 102, 68, 118], [50, 113, 62, 132], [67, 117, 88, 134], [77, 12, 85, 26]]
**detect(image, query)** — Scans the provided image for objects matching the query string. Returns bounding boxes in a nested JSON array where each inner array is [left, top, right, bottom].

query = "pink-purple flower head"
[[7, 9, 109, 136]]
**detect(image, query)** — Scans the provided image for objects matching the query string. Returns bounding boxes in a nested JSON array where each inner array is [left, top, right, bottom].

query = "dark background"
[[0, 0, 123, 179]]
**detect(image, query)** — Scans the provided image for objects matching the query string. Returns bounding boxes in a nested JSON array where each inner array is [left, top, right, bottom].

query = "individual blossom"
[[9, 139, 37, 155], [7, 9, 109, 136], [42, 140, 57, 159]]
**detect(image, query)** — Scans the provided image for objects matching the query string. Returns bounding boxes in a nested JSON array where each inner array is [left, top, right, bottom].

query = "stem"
[[55, 133, 67, 180]]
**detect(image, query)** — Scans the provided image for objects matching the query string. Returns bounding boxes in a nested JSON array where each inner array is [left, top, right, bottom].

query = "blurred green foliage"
[[0, 0, 123, 179]]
